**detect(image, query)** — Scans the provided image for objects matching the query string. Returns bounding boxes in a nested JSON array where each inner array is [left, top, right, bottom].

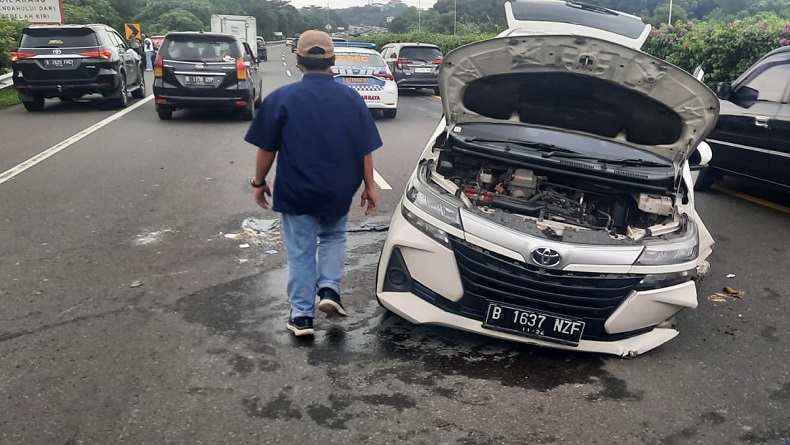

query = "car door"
[[707, 59, 790, 182], [765, 97, 790, 188], [242, 41, 261, 95], [109, 30, 139, 85]]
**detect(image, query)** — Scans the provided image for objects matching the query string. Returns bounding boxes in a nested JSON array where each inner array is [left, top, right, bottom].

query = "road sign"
[[125, 23, 142, 40], [325, 24, 332, 31], [0, 0, 63, 24]]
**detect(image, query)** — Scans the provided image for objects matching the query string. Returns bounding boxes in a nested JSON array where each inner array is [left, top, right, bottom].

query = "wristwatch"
[[250, 178, 267, 188]]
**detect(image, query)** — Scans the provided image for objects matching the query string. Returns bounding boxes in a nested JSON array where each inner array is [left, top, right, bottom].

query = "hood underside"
[[439, 35, 720, 164]]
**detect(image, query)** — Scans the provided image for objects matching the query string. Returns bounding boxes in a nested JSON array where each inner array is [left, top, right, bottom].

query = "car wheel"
[[693, 167, 717, 191], [241, 98, 254, 120], [131, 67, 146, 99], [253, 89, 262, 109], [383, 108, 397, 119], [111, 75, 129, 108], [157, 107, 172, 120], [23, 95, 45, 112]]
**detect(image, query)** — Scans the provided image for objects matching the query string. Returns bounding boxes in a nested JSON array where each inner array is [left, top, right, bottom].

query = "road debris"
[[130, 280, 144, 288], [239, 243, 250, 249], [708, 286, 744, 302], [347, 222, 390, 233], [242, 218, 280, 235], [726, 273, 736, 278], [265, 249, 278, 255]]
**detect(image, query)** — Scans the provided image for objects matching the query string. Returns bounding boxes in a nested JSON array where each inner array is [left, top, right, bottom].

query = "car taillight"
[[10, 51, 36, 62], [78, 50, 112, 59], [153, 53, 163, 77], [432, 58, 443, 65], [374, 72, 394, 81], [236, 57, 247, 80], [396, 58, 411, 70]]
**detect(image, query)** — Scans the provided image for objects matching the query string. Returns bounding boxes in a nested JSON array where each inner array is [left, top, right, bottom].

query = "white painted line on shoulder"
[[285, 70, 292, 77], [373, 169, 392, 190], [0, 95, 155, 186], [282, 62, 287, 66]]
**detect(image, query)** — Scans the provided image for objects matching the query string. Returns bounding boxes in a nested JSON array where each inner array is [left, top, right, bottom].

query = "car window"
[[334, 52, 386, 67], [160, 36, 241, 61], [742, 63, 790, 102], [20, 28, 98, 48], [108, 32, 124, 48], [399, 47, 442, 62]]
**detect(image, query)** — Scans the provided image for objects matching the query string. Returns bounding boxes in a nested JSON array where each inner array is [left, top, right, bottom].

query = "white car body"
[[375, 1, 719, 357], [331, 46, 398, 118]]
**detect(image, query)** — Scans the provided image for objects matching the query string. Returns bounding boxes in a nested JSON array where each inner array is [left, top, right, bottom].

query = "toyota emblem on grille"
[[52, 49, 62, 55], [195, 63, 205, 70], [531, 247, 562, 267]]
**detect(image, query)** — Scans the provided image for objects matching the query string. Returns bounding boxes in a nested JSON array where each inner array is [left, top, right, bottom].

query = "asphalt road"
[[1, 43, 789, 445]]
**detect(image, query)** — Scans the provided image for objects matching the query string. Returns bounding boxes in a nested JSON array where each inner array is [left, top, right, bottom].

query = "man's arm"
[[360, 153, 377, 215], [253, 148, 276, 209]]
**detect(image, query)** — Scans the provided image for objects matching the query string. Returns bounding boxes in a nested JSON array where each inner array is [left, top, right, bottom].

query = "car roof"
[[389, 42, 440, 48], [24, 24, 111, 31], [164, 31, 239, 40], [334, 47, 379, 54]]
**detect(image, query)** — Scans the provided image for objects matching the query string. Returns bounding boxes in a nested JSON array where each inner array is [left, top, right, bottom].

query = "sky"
[[286, 0, 439, 9]]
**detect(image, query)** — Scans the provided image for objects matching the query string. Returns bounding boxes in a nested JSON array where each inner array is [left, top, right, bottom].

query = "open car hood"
[[439, 35, 720, 166]]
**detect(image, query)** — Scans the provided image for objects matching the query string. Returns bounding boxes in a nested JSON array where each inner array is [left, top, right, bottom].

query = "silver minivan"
[[375, 0, 719, 357]]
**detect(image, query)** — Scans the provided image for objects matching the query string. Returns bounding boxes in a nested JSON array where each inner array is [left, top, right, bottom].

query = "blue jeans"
[[145, 51, 155, 69], [282, 213, 348, 318]]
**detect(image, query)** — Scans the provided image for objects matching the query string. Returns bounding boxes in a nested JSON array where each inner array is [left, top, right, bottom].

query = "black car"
[[256, 37, 267, 61], [701, 46, 790, 190], [380, 43, 443, 95], [11, 24, 145, 111], [152, 32, 262, 120]]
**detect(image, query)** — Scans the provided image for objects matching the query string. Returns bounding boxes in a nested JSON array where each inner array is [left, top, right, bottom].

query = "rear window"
[[20, 28, 98, 48], [510, 1, 646, 39], [160, 36, 241, 61], [399, 47, 442, 62], [334, 52, 385, 67]]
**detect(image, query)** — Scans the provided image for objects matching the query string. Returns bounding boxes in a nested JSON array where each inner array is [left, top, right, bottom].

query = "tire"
[[253, 89, 262, 109], [241, 98, 254, 120], [110, 75, 129, 108], [131, 67, 146, 99], [23, 95, 45, 111], [383, 108, 397, 119], [157, 107, 172, 120]]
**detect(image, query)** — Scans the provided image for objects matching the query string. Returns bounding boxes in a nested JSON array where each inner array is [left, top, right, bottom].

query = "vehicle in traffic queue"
[[375, 0, 720, 357], [152, 32, 262, 121], [256, 36, 268, 62], [11, 24, 145, 111], [380, 42, 443, 95], [332, 43, 398, 119], [698, 46, 790, 191], [290, 33, 301, 53]]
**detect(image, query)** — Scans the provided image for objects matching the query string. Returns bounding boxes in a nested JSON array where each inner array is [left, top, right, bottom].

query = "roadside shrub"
[[0, 15, 29, 73]]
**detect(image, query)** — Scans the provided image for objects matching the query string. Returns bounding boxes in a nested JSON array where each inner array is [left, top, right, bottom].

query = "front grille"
[[438, 238, 646, 341]]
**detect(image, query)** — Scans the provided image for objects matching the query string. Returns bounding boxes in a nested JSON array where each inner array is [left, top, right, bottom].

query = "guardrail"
[[0, 72, 13, 92]]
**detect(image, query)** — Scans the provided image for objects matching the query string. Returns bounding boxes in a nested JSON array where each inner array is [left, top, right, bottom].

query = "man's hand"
[[254, 185, 272, 209], [360, 186, 377, 215]]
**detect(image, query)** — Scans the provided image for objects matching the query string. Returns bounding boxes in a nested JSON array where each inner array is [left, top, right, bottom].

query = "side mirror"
[[729, 85, 759, 108], [129, 41, 140, 50], [716, 82, 732, 100]]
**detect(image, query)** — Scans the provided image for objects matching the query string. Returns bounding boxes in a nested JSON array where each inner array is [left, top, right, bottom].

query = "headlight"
[[636, 224, 699, 266], [402, 165, 463, 246]]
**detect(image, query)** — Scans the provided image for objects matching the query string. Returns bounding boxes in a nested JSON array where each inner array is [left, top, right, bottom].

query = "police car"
[[332, 43, 398, 119]]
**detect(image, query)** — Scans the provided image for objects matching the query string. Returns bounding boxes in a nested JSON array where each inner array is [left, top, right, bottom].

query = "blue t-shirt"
[[244, 73, 382, 217]]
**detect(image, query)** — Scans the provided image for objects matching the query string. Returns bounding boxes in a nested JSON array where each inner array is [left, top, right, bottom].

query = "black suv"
[[152, 32, 262, 120], [380, 43, 443, 95], [11, 24, 145, 111], [701, 46, 790, 190]]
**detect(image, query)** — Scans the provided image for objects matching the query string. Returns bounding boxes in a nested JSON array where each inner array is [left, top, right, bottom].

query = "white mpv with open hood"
[[375, 0, 719, 357]]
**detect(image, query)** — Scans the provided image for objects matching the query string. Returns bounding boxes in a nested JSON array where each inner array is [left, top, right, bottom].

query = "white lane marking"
[[282, 62, 287, 66], [0, 95, 155, 186], [373, 169, 392, 190], [286, 70, 292, 77]]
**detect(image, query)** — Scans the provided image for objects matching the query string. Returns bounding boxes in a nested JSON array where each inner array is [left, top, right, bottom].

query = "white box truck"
[[210, 14, 257, 46]]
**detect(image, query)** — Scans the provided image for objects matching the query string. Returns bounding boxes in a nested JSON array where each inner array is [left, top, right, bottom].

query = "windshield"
[[334, 52, 385, 67], [160, 36, 241, 61], [21, 28, 98, 48], [453, 123, 669, 164], [510, 1, 646, 39]]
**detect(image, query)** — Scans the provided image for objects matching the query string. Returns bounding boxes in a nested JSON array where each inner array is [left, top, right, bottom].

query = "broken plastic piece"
[[242, 218, 280, 235], [265, 249, 277, 255], [726, 273, 736, 278], [130, 280, 143, 288], [723, 286, 743, 298], [347, 222, 390, 232], [239, 243, 250, 249]]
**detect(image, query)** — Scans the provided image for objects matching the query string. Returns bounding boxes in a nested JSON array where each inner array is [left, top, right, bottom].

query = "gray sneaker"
[[317, 288, 347, 317]]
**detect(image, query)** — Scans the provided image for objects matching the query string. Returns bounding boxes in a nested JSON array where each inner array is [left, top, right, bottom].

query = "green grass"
[[0, 87, 20, 109]]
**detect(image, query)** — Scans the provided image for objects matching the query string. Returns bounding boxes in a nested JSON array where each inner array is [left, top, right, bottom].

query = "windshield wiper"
[[597, 158, 668, 167], [463, 137, 579, 154]]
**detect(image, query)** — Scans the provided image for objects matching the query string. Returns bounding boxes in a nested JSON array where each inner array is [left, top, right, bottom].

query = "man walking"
[[244, 30, 382, 337], [143, 34, 155, 71]]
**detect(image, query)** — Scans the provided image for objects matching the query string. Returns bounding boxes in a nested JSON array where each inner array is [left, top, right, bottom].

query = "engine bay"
[[433, 151, 686, 242]]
